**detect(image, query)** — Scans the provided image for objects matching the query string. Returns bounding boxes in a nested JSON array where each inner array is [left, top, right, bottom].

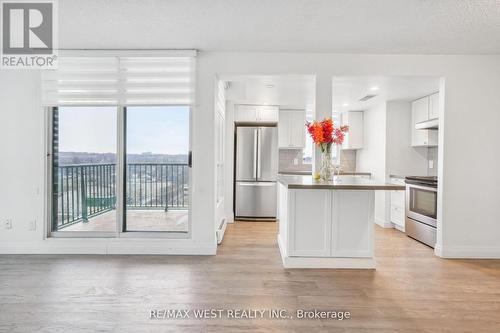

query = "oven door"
[[406, 184, 437, 227]]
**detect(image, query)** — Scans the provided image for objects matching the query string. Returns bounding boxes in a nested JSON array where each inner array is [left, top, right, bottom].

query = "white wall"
[[0, 71, 44, 243], [214, 79, 226, 235], [357, 100, 435, 228], [0, 61, 217, 255], [386, 101, 428, 177], [224, 102, 235, 223], [356, 102, 388, 226], [360, 100, 430, 228], [1, 52, 500, 258]]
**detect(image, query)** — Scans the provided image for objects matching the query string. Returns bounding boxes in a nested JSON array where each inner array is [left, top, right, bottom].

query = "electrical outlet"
[[428, 160, 434, 169], [29, 220, 36, 231], [4, 219, 12, 229]]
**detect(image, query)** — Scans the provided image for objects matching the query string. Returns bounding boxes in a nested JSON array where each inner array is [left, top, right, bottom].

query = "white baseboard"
[[391, 223, 405, 232], [434, 244, 500, 259], [277, 235, 375, 269], [277, 233, 287, 257], [216, 219, 227, 245], [0, 239, 217, 255], [225, 212, 235, 223], [375, 218, 393, 229]]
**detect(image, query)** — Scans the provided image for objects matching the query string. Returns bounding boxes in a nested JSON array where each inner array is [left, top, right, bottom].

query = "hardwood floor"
[[1, 222, 500, 332]]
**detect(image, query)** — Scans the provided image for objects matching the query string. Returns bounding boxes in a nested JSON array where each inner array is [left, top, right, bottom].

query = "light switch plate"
[[428, 160, 434, 169], [4, 219, 12, 229], [293, 158, 299, 165]]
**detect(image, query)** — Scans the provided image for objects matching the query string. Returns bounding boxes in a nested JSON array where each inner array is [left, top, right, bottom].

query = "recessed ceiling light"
[[265, 84, 275, 88], [342, 103, 349, 107], [370, 86, 379, 91]]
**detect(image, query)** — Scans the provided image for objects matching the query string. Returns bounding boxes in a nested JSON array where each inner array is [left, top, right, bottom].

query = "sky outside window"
[[126, 106, 189, 155], [58, 106, 189, 155]]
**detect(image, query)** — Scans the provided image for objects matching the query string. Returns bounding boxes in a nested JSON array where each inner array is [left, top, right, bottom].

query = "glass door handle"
[[188, 151, 193, 168]]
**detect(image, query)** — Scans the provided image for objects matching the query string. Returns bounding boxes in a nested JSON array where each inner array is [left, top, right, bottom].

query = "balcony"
[[53, 163, 189, 232]]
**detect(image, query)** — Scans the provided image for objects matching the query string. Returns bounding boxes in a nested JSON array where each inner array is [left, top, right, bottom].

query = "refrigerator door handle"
[[256, 128, 262, 179], [253, 129, 258, 179], [238, 182, 276, 187]]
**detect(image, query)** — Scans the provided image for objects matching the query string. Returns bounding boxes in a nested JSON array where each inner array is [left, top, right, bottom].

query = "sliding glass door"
[[50, 105, 190, 235], [51, 106, 118, 233], [123, 106, 190, 232]]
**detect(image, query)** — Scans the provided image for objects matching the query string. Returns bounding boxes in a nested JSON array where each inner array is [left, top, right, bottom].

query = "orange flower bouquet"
[[306, 118, 348, 180]]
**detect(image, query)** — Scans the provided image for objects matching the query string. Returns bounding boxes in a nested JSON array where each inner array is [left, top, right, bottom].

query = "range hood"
[[415, 118, 439, 130]]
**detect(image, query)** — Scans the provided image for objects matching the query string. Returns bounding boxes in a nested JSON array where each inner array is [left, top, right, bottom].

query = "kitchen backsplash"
[[339, 150, 356, 172], [279, 149, 311, 172], [427, 147, 438, 176], [279, 148, 357, 173]]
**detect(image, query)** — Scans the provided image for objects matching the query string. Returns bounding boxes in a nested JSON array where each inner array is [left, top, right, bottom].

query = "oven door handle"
[[406, 184, 437, 192]]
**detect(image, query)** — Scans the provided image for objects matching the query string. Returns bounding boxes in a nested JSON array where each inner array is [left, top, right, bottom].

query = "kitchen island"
[[277, 175, 405, 269]]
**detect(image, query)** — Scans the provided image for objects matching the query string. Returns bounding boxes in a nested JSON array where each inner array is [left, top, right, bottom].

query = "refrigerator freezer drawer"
[[235, 182, 277, 218]]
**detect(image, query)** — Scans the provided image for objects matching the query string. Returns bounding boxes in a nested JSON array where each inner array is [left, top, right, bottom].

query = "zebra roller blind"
[[42, 51, 196, 106]]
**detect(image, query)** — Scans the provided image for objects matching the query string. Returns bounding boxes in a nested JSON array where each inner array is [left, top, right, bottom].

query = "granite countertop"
[[279, 171, 372, 176], [278, 175, 405, 190]]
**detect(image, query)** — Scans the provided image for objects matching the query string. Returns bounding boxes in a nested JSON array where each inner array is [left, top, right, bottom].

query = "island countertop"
[[278, 174, 405, 190], [279, 170, 372, 177]]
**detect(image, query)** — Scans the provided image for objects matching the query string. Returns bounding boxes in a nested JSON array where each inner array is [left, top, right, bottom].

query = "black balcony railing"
[[53, 163, 189, 230]]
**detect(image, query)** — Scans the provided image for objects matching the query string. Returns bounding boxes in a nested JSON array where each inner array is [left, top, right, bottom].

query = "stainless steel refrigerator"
[[235, 126, 278, 219]]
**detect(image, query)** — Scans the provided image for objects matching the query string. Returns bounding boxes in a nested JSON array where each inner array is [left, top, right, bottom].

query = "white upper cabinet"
[[428, 92, 439, 120], [234, 104, 279, 123], [411, 94, 438, 147], [258, 106, 280, 122], [234, 104, 258, 122], [341, 111, 363, 150], [411, 96, 431, 146], [278, 109, 306, 148]]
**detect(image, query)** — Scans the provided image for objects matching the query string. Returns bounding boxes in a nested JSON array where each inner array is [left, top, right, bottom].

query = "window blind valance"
[[42, 53, 196, 106]]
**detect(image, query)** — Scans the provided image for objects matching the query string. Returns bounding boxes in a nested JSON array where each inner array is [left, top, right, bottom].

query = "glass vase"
[[320, 144, 334, 181]]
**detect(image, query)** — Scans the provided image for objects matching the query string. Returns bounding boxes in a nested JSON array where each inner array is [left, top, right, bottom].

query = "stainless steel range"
[[405, 176, 437, 248]]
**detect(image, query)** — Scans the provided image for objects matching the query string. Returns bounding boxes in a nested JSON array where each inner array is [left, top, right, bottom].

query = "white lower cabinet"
[[279, 185, 374, 258], [390, 177, 406, 231], [390, 204, 405, 230], [331, 190, 374, 257], [288, 189, 332, 257]]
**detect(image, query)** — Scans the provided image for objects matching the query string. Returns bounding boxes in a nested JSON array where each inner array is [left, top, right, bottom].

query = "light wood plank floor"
[[1, 222, 500, 332]]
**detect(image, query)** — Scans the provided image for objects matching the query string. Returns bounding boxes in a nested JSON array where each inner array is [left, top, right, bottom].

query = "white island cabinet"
[[277, 175, 405, 269]]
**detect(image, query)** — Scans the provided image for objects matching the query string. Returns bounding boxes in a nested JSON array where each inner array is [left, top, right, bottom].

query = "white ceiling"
[[224, 75, 440, 113], [60, 0, 500, 54], [332, 76, 440, 112], [224, 75, 316, 110]]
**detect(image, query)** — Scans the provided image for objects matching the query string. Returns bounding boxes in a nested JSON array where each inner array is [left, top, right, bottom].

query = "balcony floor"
[[61, 209, 188, 232]]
